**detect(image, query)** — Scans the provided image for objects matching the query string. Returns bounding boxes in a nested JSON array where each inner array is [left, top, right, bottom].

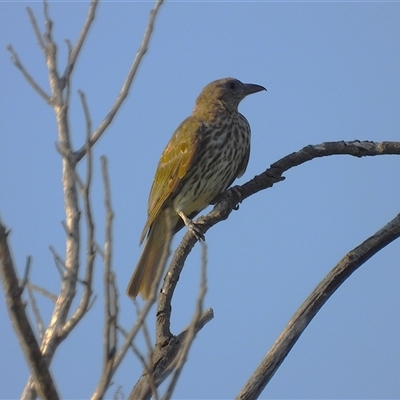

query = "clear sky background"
[[1, 1, 400, 399]]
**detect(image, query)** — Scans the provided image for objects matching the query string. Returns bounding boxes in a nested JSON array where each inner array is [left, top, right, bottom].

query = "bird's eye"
[[228, 80, 237, 90]]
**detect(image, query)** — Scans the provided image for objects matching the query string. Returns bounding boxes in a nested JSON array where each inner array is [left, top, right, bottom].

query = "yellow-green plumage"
[[127, 78, 265, 299]]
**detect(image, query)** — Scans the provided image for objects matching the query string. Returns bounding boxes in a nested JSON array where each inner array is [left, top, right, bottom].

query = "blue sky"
[[1, 1, 400, 399]]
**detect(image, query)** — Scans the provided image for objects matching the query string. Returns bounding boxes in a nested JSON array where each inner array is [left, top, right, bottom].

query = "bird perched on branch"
[[127, 78, 266, 299]]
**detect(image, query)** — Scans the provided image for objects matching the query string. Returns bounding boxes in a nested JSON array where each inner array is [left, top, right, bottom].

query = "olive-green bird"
[[127, 78, 266, 299]]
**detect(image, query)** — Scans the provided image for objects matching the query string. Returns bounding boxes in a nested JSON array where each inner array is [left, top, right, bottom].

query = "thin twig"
[[26, 283, 58, 303], [42, 0, 62, 105], [49, 245, 66, 277], [43, 0, 52, 44], [21, 255, 32, 291], [135, 301, 154, 357], [134, 300, 158, 399], [110, 304, 162, 390], [49, 243, 88, 289], [62, 0, 99, 87], [95, 241, 105, 258], [26, 7, 46, 52], [91, 156, 117, 400], [63, 39, 73, 104], [118, 325, 159, 400], [7, 45, 51, 103], [75, 0, 164, 162], [27, 287, 46, 340]]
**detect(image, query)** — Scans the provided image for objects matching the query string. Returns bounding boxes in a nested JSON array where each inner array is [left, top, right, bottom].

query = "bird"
[[127, 78, 266, 299]]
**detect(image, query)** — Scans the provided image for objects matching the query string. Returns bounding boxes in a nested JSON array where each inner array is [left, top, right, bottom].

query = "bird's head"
[[194, 78, 266, 115]]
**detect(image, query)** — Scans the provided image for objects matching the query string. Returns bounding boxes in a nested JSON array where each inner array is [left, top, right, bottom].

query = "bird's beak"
[[243, 83, 267, 96]]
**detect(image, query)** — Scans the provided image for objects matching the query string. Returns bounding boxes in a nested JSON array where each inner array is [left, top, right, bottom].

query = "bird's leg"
[[177, 211, 206, 241]]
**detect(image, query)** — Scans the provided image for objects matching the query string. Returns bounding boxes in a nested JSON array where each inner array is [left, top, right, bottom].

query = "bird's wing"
[[140, 116, 203, 244]]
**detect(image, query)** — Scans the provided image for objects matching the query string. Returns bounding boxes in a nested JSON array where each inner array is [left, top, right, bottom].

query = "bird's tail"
[[127, 215, 172, 300]]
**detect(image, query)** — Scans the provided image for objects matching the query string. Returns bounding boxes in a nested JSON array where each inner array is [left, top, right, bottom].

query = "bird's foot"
[[229, 186, 243, 210], [187, 220, 206, 241], [211, 186, 243, 210], [178, 211, 206, 241]]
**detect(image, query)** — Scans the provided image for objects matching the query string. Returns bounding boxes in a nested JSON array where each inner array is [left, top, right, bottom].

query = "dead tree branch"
[[128, 241, 212, 400], [162, 241, 208, 400], [62, 0, 99, 88], [75, 0, 164, 162], [6, 45, 51, 103], [0, 219, 60, 400], [162, 141, 400, 292], [236, 210, 400, 399], [91, 156, 118, 400], [146, 139, 400, 399], [6, 0, 162, 398], [59, 89, 96, 339]]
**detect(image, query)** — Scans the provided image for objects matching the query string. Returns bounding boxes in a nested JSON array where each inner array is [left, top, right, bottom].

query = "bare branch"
[[21, 5, 83, 395], [119, 325, 160, 400], [42, 2, 62, 106], [59, 90, 96, 339], [75, 0, 164, 162], [27, 287, 46, 340], [63, 39, 73, 104], [109, 209, 173, 396], [128, 140, 400, 398], [95, 241, 105, 258], [62, 0, 99, 87], [49, 245, 66, 277], [135, 301, 154, 361], [43, 0, 53, 45], [0, 218, 60, 400], [240, 140, 400, 204], [128, 306, 214, 400], [91, 156, 118, 400], [26, 7, 46, 52], [131, 139, 399, 398], [236, 210, 400, 400], [26, 283, 57, 303], [162, 241, 208, 400], [159, 140, 400, 311], [12, 1, 164, 398], [128, 240, 212, 400], [21, 255, 32, 291], [134, 345, 160, 400], [7, 45, 51, 103], [55, 144, 85, 189], [134, 301, 159, 399], [101, 156, 117, 370]]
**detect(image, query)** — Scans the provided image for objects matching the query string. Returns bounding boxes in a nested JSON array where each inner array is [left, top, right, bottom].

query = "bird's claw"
[[187, 220, 206, 241], [211, 186, 242, 210], [178, 211, 206, 241]]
